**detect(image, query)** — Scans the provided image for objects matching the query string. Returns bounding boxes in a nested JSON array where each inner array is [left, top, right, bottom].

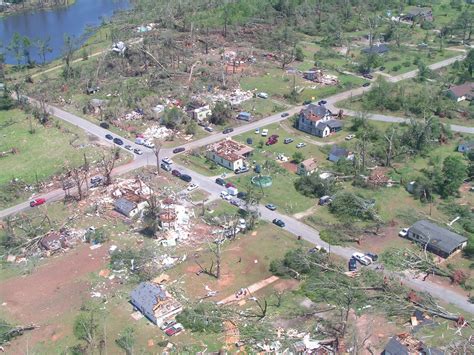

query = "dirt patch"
[[0, 244, 109, 352], [273, 278, 300, 293], [281, 161, 297, 173]]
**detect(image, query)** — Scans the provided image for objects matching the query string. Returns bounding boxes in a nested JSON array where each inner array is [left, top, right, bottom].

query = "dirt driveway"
[[0, 244, 109, 353]]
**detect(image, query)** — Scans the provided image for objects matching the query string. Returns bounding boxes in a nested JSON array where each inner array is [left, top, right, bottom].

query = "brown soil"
[[0, 244, 110, 353], [281, 161, 297, 173]]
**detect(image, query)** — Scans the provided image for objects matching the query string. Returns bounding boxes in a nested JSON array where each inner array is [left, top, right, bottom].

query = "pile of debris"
[[302, 69, 339, 86], [121, 109, 144, 121], [40, 228, 85, 252], [367, 167, 390, 186], [143, 125, 173, 140], [204, 88, 253, 106]]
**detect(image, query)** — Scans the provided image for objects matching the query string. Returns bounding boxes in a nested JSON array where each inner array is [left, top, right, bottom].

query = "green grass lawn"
[[239, 98, 288, 118], [0, 109, 114, 186]]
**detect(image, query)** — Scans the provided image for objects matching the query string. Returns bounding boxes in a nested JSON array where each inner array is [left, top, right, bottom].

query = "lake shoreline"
[[0, 0, 77, 20]]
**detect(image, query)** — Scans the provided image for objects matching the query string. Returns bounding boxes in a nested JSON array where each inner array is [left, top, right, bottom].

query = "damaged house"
[[296, 104, 342, 138], [206, 138, 253, 171], [130, 282, 183, 326]]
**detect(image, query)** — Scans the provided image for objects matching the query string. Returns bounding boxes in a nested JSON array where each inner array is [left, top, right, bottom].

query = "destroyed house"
[[382, 333, 443, 355], [130, 282, 183, 325], [296, 104, 341, 138], [407, 220, 468, 258], [206, 139, 253, 171], [403, 7, 433, 21], [328, 145, 354, 163], [362, 43, 390, 55], [447, 82, 474, 102], [114, 198, 138, 218]]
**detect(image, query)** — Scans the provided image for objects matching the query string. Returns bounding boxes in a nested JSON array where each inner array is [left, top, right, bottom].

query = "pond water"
[[0, 0, 131, 64]]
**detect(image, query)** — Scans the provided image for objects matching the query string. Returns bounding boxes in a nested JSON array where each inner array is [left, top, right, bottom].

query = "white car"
[[162, 157, 172, 165], [261, 129, 268, 137], [187, 183, 199, 191], [255, 128, 260, 134], [296, 142, 306, 148], [345, 134, 356, 140], [399, 228, 409, 237], [257, 92, 269, 99], [144, 141, 155, 149], [220, 191, 231, 200], [352, 252, 372, 266]]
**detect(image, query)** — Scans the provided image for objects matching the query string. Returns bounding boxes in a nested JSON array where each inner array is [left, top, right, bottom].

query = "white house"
[[206, 138, 253, 171], [190, 105, 212, 122]]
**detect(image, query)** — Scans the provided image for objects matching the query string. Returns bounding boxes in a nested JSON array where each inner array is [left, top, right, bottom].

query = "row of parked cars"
[[349, 252, 378, 271]]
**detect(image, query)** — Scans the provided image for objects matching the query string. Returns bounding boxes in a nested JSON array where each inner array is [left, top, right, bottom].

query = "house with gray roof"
[[130, 282, 183, 325], [114, 198, 139, 218], [362, 43, 390, 55], [407, 220, 468, 258], [296, 104, 342, 138], [328, 145, 354, 163]]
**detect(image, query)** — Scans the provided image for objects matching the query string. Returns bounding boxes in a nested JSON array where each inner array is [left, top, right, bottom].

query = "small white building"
[[190, 105, 212, 122]]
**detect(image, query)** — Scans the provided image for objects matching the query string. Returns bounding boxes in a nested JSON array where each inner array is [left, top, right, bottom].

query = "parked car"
[[161, 163, 172, 172], [135, 137, 145, 145], [281, 112, 289, 117], [144, 141, 155, 148], [318, 100, 327, 105], [172, 147, 185, 154], [348, 258, 357, 271], [165, 324, 184, 336], [180, 174, 192, 182], [237, 191, 247, 199], [133, 148, 143, 155], [90, 176, 103, 187], [255, 128, 260, 134], [345, 134, 356, 140], [266, 137, 278, 145], [215, 177, 226, 186], [30, 198, 46, 207], [187, 183, 199, 191], [261, 129, 268, 137], [318, 195, 332, 206], [113, 138, 123, 145], [235, 166, 249, 174], [257, 92, 269, 99], [124, 144, 132, 151], [223, 127, 234, 134], [272, 218, 285, 227], [366, 253, 378, 262], [266, 204, 277, 211], [352, 252, 372, 266], [172, 169, 181, 177], [363, 73, 373, 79], [379, 66, 385, 71], [99, 122, 110, 129], [399, 228, 409, 237], [162, 157, 172, 165], [230, 199, 240, 206], [220, 191, 231, 200], [204, 126, 213, 132], [284, 138, 294, 144], [254, 164, 261, 174], [362, 82, 371, 87], [225, 182, 235, 188], [160, 320, 176, 331], [105, 134, 113, 140], [296, 142, 306, 148], [246, 137, 253, 145]]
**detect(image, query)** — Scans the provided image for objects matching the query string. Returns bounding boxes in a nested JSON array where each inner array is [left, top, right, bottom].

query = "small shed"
[[237, 112, 252, 121], [114, 198, 138, 218]]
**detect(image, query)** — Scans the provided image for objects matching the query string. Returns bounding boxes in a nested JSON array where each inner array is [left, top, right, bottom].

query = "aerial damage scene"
[[0, 0, 473, 353]]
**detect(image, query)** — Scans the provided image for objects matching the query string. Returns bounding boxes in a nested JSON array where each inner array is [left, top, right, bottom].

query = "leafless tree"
[[153, 140, 162, 174], [99, 148, 120, 186]]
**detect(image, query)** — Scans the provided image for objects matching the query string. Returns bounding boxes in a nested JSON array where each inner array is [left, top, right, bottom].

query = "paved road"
[[3, 53, 474, 314]]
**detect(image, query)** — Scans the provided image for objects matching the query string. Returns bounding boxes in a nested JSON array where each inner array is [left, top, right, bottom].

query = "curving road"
[[2, 53, 474, 314]]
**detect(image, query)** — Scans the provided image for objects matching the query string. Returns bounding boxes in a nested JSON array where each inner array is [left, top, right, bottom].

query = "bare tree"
[[153, 141, 162, 174], [99, 148, 120, 186]]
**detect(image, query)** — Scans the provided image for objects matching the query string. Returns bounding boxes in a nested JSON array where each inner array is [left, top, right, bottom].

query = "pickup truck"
[[352, 252, 372, 266]]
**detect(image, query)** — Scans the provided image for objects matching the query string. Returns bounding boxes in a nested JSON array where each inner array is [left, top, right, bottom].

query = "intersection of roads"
[[2, 53, 473, 314]]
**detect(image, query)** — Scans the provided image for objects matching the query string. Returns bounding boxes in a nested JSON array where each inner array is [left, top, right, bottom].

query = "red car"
[[165, 324, 183, 336], [225, 182, 235, 188], [266, 138, 278, 145], [171, 169, 181, 177], [30, 198, 46, 207]]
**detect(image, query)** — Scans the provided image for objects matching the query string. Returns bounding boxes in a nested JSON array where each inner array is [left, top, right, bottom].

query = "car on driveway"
[[399, 228, 409, 237], [187, 183, 199, 191], [105, 134, 113, 140], [296, 142, 306, 148], [348, 258, 357, 271], [345, 134, 355, 140], [204, 126, 213, 132], [234, 166, 249, 174], [172, 147, 185, 154], [284, 138, 293, 144], [30, 198, 46, 207], [160, 320, 176, 331], [113, 138, 123, 145], [134, 148, 143, 155], [165, 324, 184, 336], [265, 204, 277, 211], [366, 253, 378, 262], [352, 252, 372, 266], [363, 73, 373, 79], [272, 218, 285, 227], [223, 127, 234, 134], [362, 82, 371, 87], [215, 177, 226, 186], [172, 169, 181, 177], [281, 112, 289, 117], [220, 191, 231, 200]]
